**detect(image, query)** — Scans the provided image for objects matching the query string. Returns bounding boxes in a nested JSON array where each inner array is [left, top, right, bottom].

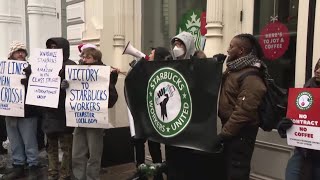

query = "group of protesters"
[[0, 30, 318, 180], [0, 37, 119, 180]]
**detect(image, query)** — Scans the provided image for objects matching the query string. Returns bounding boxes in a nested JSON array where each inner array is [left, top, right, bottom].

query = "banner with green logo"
[[125, 58, 223, 153]]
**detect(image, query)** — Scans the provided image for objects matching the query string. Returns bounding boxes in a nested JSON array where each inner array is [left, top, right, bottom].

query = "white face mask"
[[173, 46, 185, 58]]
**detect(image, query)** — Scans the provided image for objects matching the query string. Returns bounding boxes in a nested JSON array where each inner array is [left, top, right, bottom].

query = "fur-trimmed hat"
[[8, 41, 28, 59]]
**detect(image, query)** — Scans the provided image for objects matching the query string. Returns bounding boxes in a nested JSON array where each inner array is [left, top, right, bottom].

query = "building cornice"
[[27, 4, 56, 16], [0, 15, 21, 24]]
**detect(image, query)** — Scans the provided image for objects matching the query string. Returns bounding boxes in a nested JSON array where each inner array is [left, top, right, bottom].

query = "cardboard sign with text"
[[286, 88, 320, 150], [0, 60, 28, 117], [26, 48, 63, 108], [65, 65, 110, 128]]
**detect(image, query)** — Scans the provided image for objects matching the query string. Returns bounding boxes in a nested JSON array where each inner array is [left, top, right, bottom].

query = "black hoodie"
[[42, 37, 76, 135]]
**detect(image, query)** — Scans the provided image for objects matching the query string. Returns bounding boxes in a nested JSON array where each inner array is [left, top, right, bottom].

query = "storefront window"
[[141, 0, 206, 55], [253, 0, 299, 89]]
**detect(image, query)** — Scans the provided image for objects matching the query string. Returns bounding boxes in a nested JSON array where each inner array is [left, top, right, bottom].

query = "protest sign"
[[0, 60, 28, 117], [286, 88, 320, 150], [26, 48, 63, 108], [65, 65, 110, 128]]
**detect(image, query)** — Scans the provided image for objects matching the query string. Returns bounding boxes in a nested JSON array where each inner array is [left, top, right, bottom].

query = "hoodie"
[[42, 37, 76, 134], [170, 32, 196, 60]]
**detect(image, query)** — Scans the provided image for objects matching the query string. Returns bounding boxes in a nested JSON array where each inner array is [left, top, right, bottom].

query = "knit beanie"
[[8, 41, 28, 59]]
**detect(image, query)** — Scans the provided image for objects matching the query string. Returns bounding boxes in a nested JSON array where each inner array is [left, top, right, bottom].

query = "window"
[[253, 0, 299, 89]]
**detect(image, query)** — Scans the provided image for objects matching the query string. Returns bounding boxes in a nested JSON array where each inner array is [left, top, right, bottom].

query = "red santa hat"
[[78, 43, 97, 53]]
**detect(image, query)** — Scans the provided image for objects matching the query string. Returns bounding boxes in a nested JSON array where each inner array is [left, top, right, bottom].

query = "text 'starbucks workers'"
[[147, 67, 192, 137]]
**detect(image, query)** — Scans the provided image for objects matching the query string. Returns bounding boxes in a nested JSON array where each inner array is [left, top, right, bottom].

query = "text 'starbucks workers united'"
[[147, 67, 192, 137]]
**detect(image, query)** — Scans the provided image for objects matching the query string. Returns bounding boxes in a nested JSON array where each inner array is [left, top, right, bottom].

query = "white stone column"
[[0, 1, 10, 58], [0, 1, 25, 59], [204, 0, 223, 57], [113, 0, 125, 70], [27, 0, 58, 50]]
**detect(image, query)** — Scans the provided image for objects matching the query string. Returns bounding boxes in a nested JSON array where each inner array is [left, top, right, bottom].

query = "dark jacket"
[[42, 37, 76, 135], [218, 67, 267, 137]]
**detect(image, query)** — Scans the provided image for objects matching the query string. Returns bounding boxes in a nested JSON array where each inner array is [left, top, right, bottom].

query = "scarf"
[[226, 54, 270, 77]]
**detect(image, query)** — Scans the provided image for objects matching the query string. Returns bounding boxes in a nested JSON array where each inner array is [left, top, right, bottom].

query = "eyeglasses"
[[80, 55, 93, 59]]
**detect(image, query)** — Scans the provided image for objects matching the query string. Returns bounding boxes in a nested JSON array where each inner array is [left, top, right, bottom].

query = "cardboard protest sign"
[[0, 60, 28, 117], [65, 65, 110, 128], [26, 48, 63, 108], [286, 88, 320, 150]]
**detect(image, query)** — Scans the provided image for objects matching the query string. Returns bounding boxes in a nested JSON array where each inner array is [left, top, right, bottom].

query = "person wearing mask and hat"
[[171, 31, 195, 60], [1, 41, 40, 180]]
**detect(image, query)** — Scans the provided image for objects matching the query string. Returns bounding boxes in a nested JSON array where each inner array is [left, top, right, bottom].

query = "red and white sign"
[[286, 88, 320, 150], [259, 21, 290, 60]]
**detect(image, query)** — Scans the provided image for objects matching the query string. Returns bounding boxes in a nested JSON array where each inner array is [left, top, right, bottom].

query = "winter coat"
[[218, 67, 267, 137], [41, 37, 76, 135]]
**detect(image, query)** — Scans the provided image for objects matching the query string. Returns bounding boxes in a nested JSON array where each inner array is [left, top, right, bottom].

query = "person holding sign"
[[1, 41, 40, 180], [41, 37, 76, 180], [61, 47, 118, 180], [278, 59, 320, 180]]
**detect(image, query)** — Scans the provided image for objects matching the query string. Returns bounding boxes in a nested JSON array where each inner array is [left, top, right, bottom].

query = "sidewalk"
[[0, 150, 138, 180], [1, 162, 137, 180]]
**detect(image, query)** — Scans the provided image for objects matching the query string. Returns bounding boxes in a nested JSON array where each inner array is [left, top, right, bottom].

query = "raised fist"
[[157, 87, 169, 121]]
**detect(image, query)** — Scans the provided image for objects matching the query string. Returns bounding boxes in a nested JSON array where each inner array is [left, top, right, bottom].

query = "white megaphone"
[[122, 41, 149, 60]]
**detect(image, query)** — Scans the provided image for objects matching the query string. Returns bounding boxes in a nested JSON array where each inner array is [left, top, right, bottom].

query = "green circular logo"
[[296, 91, 313, 110], [146, 67, 192, 137]]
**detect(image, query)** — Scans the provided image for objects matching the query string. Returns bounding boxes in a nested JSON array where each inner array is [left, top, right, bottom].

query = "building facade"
[[2, 0, 319, 179]]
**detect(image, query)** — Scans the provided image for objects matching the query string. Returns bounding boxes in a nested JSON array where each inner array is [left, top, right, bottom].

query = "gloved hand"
[[129, 59, 137, 67], [23, 65, 32, 76], [277, 117, 293, 138], [21, 78, 28, 86], [60, 79, 69, 90], [212, 53, 227, 62], [59, 69, 65, 78], [214, 133, 233, 152]]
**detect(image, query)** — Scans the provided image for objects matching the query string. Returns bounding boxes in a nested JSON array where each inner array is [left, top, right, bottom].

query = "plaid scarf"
[[226, 54, 270, 77]]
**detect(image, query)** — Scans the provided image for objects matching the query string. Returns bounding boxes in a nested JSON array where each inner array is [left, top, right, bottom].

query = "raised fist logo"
[[157, 88, 169, 121], [155, 85, 175, 121]]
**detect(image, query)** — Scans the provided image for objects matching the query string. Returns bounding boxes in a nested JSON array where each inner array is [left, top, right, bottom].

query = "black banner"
[[125, 58, 223, 153]]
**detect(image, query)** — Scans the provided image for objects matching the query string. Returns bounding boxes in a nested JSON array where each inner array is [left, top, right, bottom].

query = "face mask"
[[173, 46, 185, 58]]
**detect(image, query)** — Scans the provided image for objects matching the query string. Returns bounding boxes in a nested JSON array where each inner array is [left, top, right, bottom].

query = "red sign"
[[286, 88, 320, 125], [200, 12, 207, 36], [259, 21, 290, 60]]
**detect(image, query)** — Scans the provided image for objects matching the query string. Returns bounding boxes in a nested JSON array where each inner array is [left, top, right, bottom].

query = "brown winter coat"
[[218, 67, 267, 137]]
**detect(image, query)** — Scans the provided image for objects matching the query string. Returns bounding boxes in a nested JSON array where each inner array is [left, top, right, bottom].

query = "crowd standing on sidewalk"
[[0, 31, 318, 180]]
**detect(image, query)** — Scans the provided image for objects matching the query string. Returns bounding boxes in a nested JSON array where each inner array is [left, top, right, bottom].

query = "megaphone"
[[123, 41, 149, 60]]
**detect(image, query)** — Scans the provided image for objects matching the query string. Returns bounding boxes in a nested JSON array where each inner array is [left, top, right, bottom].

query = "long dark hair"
[[235, 33, 264, 59]]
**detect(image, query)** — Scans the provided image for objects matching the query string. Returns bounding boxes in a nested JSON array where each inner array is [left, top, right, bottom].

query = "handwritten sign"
[[286, 88, 320, 150], [259, 21, 290, 60], [0, 60, 28, 117], [26, 48, 63, 108], [65, 65, 110, 128]]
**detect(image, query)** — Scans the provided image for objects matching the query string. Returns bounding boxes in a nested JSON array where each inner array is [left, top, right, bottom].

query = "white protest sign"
[[0, 60, 28, 117], [26, 48, 63, 108], [287, 124, 320, 150], [65, 65, 110, 128]]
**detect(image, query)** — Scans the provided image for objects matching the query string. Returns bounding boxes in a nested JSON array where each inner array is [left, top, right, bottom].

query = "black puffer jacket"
[[42, 37, 76, 135]]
